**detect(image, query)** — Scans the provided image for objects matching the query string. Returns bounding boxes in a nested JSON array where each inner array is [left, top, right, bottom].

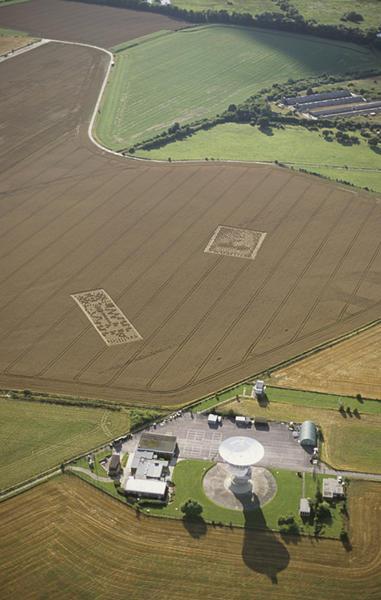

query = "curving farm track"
[[0, 0, 380, 407]]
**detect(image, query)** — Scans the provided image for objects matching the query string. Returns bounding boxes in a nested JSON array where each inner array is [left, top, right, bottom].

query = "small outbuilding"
[[208, 413, 218, 427], [108, 454, 122, 477], [323, 478, 345, 499], [299, 498, 311, 517], [252, 380, 266, 398], [299, 421, 317, 447]]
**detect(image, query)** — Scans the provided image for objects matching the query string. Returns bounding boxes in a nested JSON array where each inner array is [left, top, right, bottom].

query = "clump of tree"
[[129, 408, 164, 431], [181, 498, 203, 519], [278, 514, 300, 535], [341, 11, 364, 24]]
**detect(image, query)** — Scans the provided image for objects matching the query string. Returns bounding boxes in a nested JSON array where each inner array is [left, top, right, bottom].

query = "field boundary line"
[[0, 38, 49, 63]]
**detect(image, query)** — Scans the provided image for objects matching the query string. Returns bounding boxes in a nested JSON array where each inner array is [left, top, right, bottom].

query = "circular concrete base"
[[203, 464, 277, 511], [224, 476, 253, 496]]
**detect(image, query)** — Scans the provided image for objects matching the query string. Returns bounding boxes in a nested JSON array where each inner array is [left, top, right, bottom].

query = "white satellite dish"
[[219, 436, 265, 495]]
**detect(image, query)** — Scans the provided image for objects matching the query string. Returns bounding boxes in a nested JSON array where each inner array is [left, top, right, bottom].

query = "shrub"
[[181, 499, 203, 519]]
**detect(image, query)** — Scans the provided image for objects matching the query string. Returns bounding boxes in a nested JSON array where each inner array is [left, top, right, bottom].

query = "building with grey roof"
[[299, 421, 317, 447], [323, 478, 345, 499]]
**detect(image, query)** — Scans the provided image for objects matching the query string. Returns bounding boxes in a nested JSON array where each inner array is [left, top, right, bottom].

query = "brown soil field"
[[0, 38, 380, 407], [0, 0, 188, 47], [270, 322, 381, 400], [0, 475, 380, 599]]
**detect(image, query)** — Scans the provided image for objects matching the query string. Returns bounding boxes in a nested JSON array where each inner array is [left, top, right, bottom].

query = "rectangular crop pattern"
[[204, 225, 267, 260], [71, 289, 142, 346]]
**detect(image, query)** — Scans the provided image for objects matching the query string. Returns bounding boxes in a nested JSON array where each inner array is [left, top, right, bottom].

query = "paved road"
[[67, 466, 112, 483]]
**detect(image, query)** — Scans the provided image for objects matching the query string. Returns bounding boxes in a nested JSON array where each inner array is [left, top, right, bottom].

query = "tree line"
[[68, 0, 381, 48]]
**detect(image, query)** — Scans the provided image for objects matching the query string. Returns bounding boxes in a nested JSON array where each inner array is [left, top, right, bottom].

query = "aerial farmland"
[[0, 0, 380, 597]]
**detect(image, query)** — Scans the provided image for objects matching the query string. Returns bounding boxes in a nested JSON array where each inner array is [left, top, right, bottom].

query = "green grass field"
[[173, 0, 381, 32], [265, 386, 381, 415], [138, 124, 381, 192], [292, 0, 381, 31], [0, 398, 130, 490], [96, 24, 380, 149], [142, 459, 343, 537]]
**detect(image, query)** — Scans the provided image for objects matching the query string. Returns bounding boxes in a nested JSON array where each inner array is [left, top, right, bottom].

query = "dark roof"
[[284, 89, 351, 106], [109, 454, 121, 470], [138, 432, 177, 454]]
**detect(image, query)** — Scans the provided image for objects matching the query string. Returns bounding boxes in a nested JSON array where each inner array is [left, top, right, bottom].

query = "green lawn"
[[0, 398, 130, 490], [265, 386, 381, 415], [96, 24, 380, 149], [143, 459, 343, 537], [138, 123, 381, 192]]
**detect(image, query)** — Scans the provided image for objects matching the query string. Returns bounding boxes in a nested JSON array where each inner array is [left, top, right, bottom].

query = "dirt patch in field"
[[270, 323, 381, 400], [0, 476, 380, 599], [0, 39, 380, 407], [0, 0, 188, 47], [0, 35, 34, 54]]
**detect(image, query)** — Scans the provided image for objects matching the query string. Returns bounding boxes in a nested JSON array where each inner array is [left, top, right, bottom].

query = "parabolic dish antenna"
[[218, 436, 265, 495], [219, 436, 264, 467]]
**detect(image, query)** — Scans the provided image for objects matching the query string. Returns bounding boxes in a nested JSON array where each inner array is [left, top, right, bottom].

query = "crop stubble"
[[270, 322, 381, 399], [0, 475, 380, 599], [0, 7, 380, 407]]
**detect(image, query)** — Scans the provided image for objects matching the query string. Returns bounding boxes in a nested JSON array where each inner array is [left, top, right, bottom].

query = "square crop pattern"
[[204, 225, 267, 260], [71, 289, 142, 346]]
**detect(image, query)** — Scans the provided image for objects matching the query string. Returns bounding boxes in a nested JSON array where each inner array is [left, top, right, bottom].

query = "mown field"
[[0, 475, 380, 599], [96, 24, 380, 149], [221, 392, 381, 473], [138, 123, 381, 192], [0, 398, 130, 490], [270, 323, 381, 400], [173, 0, 381, 31]]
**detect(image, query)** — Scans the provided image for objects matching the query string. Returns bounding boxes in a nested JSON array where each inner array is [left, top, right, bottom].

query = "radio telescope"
[[219, 436, 264, 495]]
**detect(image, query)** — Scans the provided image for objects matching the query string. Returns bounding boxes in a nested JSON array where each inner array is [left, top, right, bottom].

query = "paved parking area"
[[122, 413, 312, 472]]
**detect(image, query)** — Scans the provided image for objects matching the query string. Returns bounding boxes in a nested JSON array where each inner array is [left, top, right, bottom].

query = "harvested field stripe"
[[188, 178, 323, 383], [108, 168, 291, 387], [2, 167, 174, 373], [338, 240, 381, 322], [291, 200, 378, 341], [104, 167, 248, 385], [36, 166, 203, 377]]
